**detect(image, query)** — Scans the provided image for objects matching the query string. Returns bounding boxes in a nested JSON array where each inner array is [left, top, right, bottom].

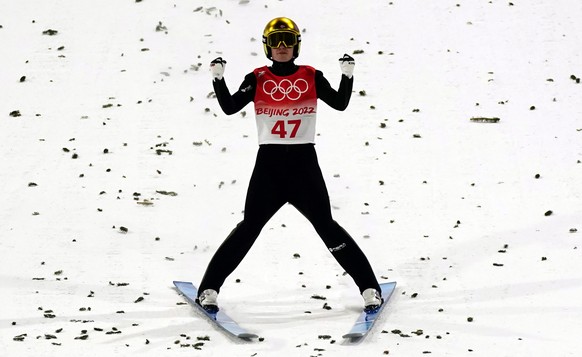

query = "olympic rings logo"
[[262, 79, 309, 101]]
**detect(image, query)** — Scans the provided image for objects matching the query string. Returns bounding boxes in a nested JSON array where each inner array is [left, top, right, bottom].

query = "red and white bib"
[[253, 66, 318, 145]]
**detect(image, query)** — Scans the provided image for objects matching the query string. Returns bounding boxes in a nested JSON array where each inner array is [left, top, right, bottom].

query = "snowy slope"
[[1, 0, 581, 356]]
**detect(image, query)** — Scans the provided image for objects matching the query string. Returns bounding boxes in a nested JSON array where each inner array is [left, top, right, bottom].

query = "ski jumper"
[[198, 61, 380, 295]]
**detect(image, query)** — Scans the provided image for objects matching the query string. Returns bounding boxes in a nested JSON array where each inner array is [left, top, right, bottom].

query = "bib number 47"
[[271, 119, 301, 139]]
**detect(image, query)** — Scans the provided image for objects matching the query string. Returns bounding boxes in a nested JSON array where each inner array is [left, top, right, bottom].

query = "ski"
[[342, 281, 397, 342], [173, 281, 258, 341]]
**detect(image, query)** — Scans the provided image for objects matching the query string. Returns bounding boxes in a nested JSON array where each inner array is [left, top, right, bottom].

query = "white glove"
[[210, 57, 226, 81], [339, 54, 355, 79]]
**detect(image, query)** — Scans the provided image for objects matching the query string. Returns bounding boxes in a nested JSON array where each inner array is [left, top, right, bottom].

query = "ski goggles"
[[264, 31, 300, 48]]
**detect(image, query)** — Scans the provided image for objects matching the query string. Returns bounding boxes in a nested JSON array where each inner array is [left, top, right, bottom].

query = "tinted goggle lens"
[[265, 31, 298, 48]]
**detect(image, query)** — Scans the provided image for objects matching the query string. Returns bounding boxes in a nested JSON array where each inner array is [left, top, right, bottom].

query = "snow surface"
[[1, 0, 581, 356]]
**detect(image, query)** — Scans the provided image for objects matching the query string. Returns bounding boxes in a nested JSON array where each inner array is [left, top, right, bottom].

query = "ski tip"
[[380, 281, 397, 296], [380, 281, 397, 288], [173, 280, 194, 289], [173, 280, 190, 285]]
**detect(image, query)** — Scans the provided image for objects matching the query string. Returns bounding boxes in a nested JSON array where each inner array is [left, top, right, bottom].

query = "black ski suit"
[[198, 60, 381, 296]]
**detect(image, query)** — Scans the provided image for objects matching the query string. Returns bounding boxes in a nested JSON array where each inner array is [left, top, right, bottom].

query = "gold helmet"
[[262, 17, 301, 59]]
